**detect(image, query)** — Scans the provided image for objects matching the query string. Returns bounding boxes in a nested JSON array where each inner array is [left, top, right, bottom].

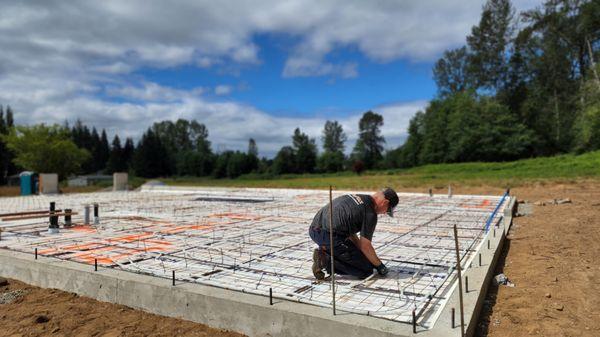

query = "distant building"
[[67, 175, 112, 187]]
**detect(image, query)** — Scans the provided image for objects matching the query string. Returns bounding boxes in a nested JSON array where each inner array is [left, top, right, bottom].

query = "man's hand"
[[376, 263, 388, 276]]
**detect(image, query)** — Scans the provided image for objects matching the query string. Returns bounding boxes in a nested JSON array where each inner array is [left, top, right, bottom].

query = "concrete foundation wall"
[[0, 249, 417, 337]]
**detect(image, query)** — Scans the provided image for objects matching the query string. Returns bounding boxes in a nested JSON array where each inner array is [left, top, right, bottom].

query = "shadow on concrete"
[[474, 235, 512, 337]]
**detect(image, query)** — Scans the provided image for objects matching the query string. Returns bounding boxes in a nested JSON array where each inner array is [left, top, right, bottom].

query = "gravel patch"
[[0, 290, 27, 304]]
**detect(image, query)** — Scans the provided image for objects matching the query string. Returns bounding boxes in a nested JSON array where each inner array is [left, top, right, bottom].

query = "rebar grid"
[[0, 187, 508, 328]]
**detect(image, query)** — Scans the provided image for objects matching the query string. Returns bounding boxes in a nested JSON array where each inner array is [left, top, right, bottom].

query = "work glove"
[[376, 263, 388, 276]]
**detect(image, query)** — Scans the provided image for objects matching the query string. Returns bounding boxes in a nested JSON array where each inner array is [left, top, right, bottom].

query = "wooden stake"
[[329, 185, 336, 315], [453, 224, 465, 337]]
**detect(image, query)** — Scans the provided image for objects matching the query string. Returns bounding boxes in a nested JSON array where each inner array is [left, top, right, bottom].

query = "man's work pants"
[[309, 226, 374, 279]]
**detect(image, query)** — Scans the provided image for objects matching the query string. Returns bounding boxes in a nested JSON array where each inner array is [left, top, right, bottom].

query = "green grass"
[[161, 150, 600, 190]]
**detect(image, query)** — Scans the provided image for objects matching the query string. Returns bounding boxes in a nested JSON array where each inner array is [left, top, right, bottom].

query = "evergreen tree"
[[0, 105, 7, 184], [5, 106, 13, 128], [98, 129, 110, 171], [467, 0, 515, 92], [248, 138, 258, 157], [0, 105, 17, 181], [292, 128, 317, 173], [122, 137, 135, 170], [86, 127, 101, 173], [132, 129, 170, 178], [247, 138, 259, 172], [322, 121, 346, 153], [106, 135, 124, 174], [352, 111, 385, 169], [212, 151, 232, 178], [318, 121, 346, 172], [272, 146, 296, 175]]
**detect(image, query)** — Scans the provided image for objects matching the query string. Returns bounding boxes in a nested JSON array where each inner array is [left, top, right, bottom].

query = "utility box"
[[113, 172, 128, 191], [39, 173, 59, 194], [19, 171, 38, 196]]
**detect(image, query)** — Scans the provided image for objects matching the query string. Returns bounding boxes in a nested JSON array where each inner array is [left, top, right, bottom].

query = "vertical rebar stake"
[[451, 307, 455, 328], [94, 259, 98, 271], [35, 248, 38, 260], [453, 224, 466, 337], [479, 253, 482, 267], [269, 288, 273, 305], [172, 270, 175, 286], [465, 276, 469, 293], [412, 309, 417, 333], [328, 185, 336, 315]]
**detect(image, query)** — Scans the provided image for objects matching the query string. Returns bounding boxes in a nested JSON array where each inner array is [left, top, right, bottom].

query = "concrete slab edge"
[[0, 249, 417, 337]]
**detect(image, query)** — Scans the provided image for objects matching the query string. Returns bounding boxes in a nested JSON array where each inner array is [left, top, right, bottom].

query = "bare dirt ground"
[[0, 278, 245, 337], [468, 181, 600, 337], [0, 181, 598, 336]]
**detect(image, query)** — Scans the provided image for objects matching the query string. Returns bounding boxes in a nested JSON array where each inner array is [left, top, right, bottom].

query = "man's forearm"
[[358, 239, 381, 266]]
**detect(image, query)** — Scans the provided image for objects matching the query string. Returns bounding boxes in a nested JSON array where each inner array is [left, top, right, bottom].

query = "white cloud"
[[0, 0, 539, 78], [0, 0, 538, 156], [105, 82, 204, 102], [214, 85, 233, 96]]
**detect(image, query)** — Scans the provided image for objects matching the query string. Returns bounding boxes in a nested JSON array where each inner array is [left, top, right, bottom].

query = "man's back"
[[310, 194, 378, 240]]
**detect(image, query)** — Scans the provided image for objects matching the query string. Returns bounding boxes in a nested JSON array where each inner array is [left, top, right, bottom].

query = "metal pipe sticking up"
[[64, 209, 72, 227], [48, 202, 59, 234], [453, 224, 466, 337], [93, 203, 99, 225], [328, 185, 336, 315], [84, 204, 90, 225]]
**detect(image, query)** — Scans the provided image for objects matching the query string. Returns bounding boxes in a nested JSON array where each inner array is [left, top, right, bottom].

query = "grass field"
[[163, 150, 600, 190], [1, 151, 598, 196]]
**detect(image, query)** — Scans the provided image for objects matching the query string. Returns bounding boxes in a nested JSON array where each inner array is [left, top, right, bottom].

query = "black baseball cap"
[[382, 187, 399, 217]]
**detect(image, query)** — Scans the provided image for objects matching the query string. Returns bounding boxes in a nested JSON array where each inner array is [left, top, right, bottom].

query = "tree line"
[[0, 110, 389, 180], [124, 112, 388, 178], [387, 0, 600, 168], [0, 105, 16, 184]]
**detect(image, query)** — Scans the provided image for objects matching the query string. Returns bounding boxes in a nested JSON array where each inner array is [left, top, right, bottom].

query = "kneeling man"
[[309, 187, 398, 280]]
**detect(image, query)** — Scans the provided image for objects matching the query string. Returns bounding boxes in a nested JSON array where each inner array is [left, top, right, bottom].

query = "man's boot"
[[312, 248, 326, 280]]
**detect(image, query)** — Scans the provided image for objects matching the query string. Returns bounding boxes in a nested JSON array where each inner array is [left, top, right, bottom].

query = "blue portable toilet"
[[19, 171, 37, 196]]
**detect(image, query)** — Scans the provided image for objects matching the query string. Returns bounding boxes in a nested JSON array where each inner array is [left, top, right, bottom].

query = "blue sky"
[[0, 0, 539, 157], [136, 37, 436, 117]]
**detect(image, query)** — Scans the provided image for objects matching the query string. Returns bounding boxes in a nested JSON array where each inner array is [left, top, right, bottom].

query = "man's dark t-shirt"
[[310, 194, 378, 241]]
